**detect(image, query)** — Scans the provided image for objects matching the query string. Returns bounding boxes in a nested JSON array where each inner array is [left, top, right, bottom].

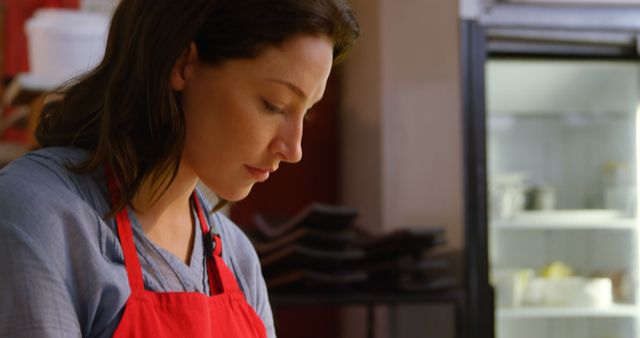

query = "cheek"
[[181, 80, 279, 167], [183, 83, 234, 145], [183, 96, 265, 165], [206, 95, 276, 150]]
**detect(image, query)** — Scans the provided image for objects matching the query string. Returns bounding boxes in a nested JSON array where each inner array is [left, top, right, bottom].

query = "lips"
[[245, 165, 271, 182]]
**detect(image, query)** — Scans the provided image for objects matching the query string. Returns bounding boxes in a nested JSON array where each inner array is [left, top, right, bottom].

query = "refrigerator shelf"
[[497, 304, 639, 318], [492, 215, 637, 230]]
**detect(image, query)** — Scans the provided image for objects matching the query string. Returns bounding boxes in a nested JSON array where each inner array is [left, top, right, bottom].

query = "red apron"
[[106, 172, 267, 338]]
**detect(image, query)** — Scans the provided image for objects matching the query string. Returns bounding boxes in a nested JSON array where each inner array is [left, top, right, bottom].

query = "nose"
[[270, 118, 303, 163]]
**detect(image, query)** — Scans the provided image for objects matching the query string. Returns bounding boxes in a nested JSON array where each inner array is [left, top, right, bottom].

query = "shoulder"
[[211, 211, 260, 269], [0, 146, 107, 210], [217, 212, 258, 260], [2, 146, 91, 176], [0, 146, 95, 200], [0, 147, 109, 259], [0, 148, 126, 337]]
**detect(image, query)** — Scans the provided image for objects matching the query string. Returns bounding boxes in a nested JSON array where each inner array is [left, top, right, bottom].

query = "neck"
[[131, 161, 199, 264], [131, 166, 198, 232]]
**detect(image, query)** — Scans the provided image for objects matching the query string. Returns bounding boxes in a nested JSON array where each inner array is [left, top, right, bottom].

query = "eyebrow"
[[267, 78, 308, 100]]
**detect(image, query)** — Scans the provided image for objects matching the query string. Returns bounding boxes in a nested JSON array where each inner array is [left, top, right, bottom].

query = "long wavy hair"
[[35, 0, 359, 215]]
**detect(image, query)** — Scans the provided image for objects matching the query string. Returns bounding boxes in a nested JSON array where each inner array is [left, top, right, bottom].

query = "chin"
[[217, 185, 254, 202]]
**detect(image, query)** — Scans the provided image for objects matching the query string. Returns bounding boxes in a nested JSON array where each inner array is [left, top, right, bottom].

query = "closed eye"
[[262, 99, 284, 114]]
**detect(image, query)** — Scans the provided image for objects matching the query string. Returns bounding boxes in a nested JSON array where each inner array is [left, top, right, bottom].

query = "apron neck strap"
[[193, 195, 225, 294], [192, 195, 222, 258], [105, 163, 145, 292]]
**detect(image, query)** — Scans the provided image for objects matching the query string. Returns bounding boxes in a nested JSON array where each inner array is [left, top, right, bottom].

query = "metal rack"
[[270, 290, 466, 338]]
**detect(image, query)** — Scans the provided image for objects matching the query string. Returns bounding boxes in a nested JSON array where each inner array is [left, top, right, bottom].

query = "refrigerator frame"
[[461, 19, 494, 338], [461, 7, 640, 337]]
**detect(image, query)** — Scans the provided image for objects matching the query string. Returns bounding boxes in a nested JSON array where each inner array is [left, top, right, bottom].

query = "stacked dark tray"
[[249, 203, 456, 294]]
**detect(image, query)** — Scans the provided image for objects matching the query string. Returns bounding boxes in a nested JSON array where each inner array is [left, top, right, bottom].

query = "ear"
[[170, 42, 199, 91]]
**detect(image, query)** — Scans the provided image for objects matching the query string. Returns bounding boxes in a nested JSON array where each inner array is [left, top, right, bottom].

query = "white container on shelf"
[[523, 277, 613, 308], [493, 268, 536, 307], [490, 173, 528, 219], [25, 9, 109, 86]]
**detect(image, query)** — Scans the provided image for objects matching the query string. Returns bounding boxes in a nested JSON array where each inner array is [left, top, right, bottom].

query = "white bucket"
[[25, 9, 109, 86]]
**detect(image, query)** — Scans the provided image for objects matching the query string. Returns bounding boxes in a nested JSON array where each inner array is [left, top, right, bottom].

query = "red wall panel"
[[3, 0, 79, 76]]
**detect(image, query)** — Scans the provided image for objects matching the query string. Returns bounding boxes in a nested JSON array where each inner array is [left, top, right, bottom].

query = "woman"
[[0, 0, 359, 337]]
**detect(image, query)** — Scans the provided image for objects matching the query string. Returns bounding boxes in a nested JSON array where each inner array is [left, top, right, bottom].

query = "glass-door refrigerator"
[[462, 5, 640, 338], [487, 57, 639, 338]]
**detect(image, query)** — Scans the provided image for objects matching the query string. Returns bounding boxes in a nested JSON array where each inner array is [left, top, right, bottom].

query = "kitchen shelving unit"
[[491, 213, 640, 338]]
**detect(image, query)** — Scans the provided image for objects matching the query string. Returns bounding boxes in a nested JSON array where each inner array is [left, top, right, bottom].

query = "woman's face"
[[172, 35, 334, 201]]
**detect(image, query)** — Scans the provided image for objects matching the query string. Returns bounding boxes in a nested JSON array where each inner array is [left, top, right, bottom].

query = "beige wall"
[[379, 0, 464, 246], [339, 0, 383, 234], [339, 0, 465, 337], [341, 0, 464, 252]]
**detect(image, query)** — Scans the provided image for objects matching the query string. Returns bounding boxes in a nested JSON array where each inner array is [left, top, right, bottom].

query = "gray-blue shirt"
[[0, 147, 276, 337]]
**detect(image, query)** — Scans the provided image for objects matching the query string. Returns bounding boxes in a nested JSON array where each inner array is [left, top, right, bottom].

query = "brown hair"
[[35, 0, 359, 214]]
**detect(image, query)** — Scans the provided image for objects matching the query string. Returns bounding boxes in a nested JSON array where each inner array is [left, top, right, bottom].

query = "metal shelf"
[[491, 211, 637, 230], [270, 290, 466, 338], [498, 304, 639, 318], [270, 290, 465, 307]]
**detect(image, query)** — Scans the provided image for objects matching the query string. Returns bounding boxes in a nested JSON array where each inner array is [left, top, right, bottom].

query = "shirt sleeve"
[[0, 223, 82, 338], [252, 257, 277, 338]]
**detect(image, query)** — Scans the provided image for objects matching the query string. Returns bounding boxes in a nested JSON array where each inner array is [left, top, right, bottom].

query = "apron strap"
[[105, 164, 145, 292], [193, 194, 225, 294], [193, 195, 222, 257]]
